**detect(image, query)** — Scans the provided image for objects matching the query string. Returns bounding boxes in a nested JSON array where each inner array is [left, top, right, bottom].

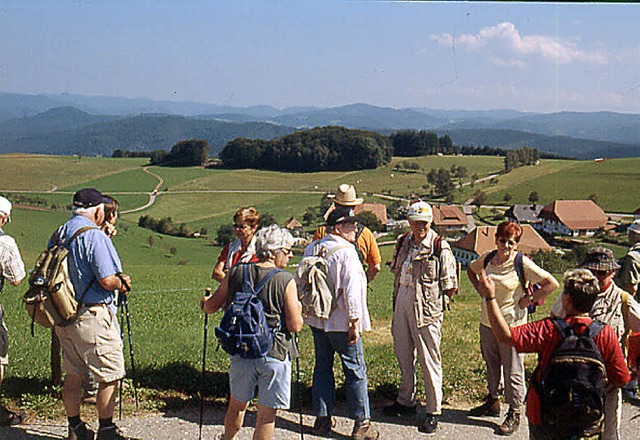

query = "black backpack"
[[215, 264, 281, 359], [533, 318, 607, 439]]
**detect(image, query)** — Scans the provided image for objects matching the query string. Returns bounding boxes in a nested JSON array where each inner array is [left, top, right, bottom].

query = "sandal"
[[0, 409, 25, 426]]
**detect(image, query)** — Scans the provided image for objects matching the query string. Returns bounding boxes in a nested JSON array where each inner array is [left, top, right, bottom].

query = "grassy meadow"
[[0, 153, 637, 419]]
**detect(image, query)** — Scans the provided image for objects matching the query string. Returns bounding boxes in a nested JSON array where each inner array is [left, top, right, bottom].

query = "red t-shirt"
[[217, 242, 259, 268], [510, 316, 630, 427]]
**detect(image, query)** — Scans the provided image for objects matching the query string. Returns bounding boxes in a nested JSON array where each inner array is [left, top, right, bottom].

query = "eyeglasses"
[[234, 223, 250, 230], [592, 270, 611, 277], [279, 248, 293, 256]]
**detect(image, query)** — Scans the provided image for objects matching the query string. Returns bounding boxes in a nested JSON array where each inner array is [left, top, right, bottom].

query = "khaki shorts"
[[55, 304, 125, 383], [0, 304, 8, 365]]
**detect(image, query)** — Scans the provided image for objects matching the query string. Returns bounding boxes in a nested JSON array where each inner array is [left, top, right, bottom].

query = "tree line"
[[219, 126, 393, 172], [113, 139, 210, 167]]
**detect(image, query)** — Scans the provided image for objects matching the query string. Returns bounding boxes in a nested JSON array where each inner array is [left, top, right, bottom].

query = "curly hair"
[[562, 268, 600, 313], [255, 224, 294, 261]]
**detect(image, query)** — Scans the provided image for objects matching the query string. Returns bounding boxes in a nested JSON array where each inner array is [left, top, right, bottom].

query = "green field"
[[0, 153, 638, 419]]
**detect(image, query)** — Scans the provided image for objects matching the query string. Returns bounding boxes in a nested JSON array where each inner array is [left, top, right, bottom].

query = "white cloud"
[[432, 22, 607, 66]]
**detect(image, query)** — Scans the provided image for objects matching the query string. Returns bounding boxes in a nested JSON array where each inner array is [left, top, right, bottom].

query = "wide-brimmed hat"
[[73, 188, 110, 208], [580, 247, 620, 272], [628, 220, 640, 234], [326, 206, 358, 227], [328, 184, 363, 207], [407, 201, 433, 222], [0, 196, 12, 221]]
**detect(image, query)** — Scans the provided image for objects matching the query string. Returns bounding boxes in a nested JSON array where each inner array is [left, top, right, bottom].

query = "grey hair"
[[255, 224, 294, 260], [562, 268, 600, 313], [72, 204, 102, 218]]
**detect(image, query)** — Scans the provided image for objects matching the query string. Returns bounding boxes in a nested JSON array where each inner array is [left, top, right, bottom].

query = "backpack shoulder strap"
[[355, 224, 365, 241], [586, 320, 605, 339], [247, 266, 282, 295], [483, 250, 499, 270], [64, 226, 99, 248], [325, 244, 352, 259], [514, 252, 527, 289], [551, 317, 571, 338], [432, 235, 442, 258]]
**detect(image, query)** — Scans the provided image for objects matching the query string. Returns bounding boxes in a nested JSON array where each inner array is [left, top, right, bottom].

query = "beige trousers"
[[391, 291, 443, 415], [602, 388, 622, 440]]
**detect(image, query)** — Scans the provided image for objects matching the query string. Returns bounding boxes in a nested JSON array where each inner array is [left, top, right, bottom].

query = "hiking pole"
[[118, 290, 125, 420], [199, 287, 212, 440], [294, 333, 304, 440], [121, 289, 139, 410]]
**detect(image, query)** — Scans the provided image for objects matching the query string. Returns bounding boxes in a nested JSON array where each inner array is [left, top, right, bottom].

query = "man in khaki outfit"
[[384, 201, 458, 434]]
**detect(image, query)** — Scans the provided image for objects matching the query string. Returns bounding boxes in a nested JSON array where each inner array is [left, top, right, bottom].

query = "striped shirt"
[[0, 228, 26, 287]]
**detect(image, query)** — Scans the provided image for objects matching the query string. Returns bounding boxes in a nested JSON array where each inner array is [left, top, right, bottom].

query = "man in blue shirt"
[[53, 189, 134, 440]]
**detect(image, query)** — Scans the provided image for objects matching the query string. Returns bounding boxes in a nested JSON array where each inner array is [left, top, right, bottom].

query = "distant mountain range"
[[1, 92, 639, 159]]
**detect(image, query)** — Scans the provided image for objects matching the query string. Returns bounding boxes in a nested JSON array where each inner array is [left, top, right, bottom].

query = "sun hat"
[[326, 206, 358, 227], [580, 247, 620, 272], [407, 201, 433, 222], [328, 184, 364, 207], [73, 188, 110, 208], [0, 196, 12, 221], [628, 220, 640, 234]]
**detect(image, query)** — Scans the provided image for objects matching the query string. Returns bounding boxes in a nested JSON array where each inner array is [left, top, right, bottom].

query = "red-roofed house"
[[354, 203, 388, 228], [452, 225, 552, 268], [536, 200, 607, 237], [432, 204, 468, 234]]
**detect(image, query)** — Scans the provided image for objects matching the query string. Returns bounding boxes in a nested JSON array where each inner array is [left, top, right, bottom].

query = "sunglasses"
[[279, 248, 293, 256], [497, 237, 517, 246]]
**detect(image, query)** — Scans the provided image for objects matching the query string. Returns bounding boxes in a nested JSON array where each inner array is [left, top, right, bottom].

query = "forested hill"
[[0, 107, 295, 156]]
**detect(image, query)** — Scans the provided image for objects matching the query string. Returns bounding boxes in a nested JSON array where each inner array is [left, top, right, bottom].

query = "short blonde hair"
[[233, 207, 260, 228]]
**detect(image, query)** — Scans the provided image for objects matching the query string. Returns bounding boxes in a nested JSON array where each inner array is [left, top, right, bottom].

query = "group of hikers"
[[1, 184, 640, 440]]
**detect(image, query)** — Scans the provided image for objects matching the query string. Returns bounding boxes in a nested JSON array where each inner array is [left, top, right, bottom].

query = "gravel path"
[[2, 402, 639, 439]]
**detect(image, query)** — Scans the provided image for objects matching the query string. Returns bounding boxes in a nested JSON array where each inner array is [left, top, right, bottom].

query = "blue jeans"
[[310, 326, 371, 421]]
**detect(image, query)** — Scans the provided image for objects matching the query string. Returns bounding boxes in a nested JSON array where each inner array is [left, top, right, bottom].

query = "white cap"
[[0, 196, 11, 221], [407, 201, 433, 222], [628, 220, 640, 234]]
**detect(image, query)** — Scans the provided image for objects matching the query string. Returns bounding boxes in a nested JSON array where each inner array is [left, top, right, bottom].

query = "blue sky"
[[1, 1, 639, 113]]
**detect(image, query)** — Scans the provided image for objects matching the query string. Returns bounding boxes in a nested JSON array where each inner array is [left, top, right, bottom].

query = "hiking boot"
[[469, 395, 501, 417], [0, 407, 25, 426], [68, 422, 94, 440], [419, 414, 439, 434], [313, 416, 334, 435], [96, 425, 137, 440], [351, 419, 379, 440], [382, 400, 417, 417], [496, 408, 520, 436]]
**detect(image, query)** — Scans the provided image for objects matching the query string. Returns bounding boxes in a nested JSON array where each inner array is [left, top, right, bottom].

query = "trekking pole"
[[199, 287, 212, 440], [122, 292, 139, 410], [294, 333, 304, 440], [118, 291, 125, 420]]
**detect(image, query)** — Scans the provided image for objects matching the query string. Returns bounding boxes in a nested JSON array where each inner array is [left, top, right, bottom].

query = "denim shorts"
[[229, 354, 291, 409]]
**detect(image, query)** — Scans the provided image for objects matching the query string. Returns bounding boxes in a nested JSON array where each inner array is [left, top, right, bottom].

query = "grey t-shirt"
[[227, 263, 296, 361]]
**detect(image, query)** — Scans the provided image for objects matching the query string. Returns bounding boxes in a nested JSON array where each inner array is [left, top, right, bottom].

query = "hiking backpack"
[[23, 226, 97, 333], [214, 264, 281, 358], [533, 318, 607, 439], [295, 242, 352, 319]]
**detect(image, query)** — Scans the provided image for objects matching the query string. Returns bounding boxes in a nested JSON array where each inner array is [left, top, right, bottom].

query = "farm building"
[[535, 200, 607, 237], [452, 224, 551, 268], [504, 204, 544, 225], [353, 203, 389, 229], [284, 217, 304, 236], [432, 204, 469, 234]]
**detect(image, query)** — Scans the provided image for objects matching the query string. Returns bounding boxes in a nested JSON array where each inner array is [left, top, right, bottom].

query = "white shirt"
[[303, 233, 372, 332]]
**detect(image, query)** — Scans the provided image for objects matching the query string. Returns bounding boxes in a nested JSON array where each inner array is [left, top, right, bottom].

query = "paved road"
[[3, 402, 639, 439]]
